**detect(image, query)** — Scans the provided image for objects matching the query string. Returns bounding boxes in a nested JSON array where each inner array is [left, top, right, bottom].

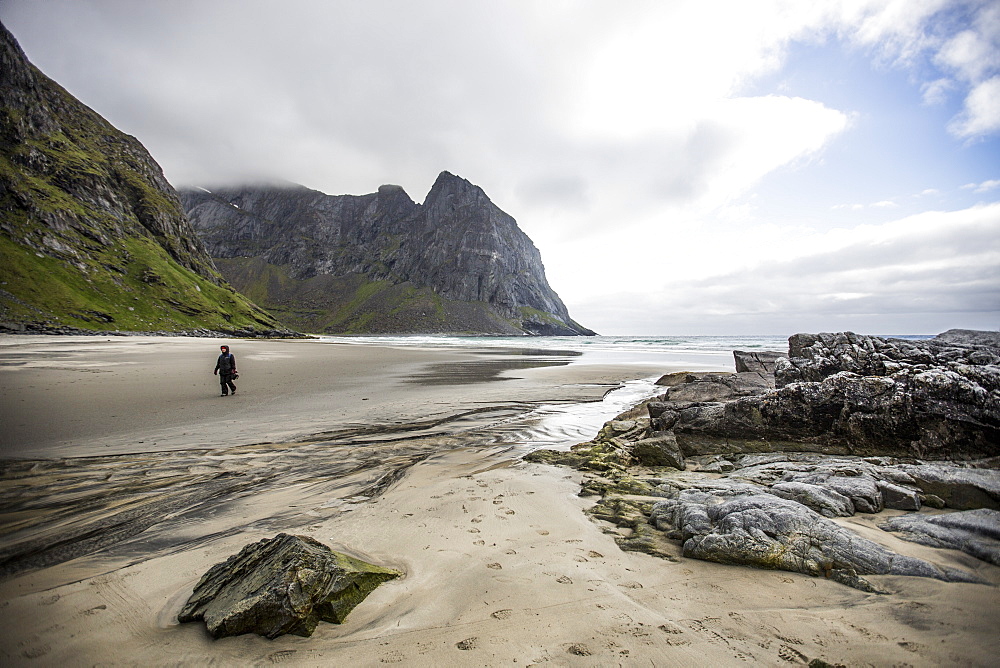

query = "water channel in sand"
[[0, 353, 664, 586]]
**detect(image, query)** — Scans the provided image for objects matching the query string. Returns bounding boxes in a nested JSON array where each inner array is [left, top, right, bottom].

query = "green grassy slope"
[[0, 22, 284, 334]]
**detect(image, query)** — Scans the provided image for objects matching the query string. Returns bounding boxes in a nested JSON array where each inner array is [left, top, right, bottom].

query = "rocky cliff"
[[181, 172, 594, 335], [0, 22, 281, 334]]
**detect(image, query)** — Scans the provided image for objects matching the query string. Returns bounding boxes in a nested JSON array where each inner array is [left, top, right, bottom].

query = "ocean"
[[319, 335, 788, 449], [319, 333, 933, 450], [319, 334, 793, 371]]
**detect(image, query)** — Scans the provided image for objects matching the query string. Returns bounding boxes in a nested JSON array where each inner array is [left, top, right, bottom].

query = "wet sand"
[[0, 335, 654, 458], [1, 336, 998, 666]]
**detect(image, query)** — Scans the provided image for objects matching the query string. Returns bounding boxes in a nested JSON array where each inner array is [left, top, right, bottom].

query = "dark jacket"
[[215, 352, 236, 374]]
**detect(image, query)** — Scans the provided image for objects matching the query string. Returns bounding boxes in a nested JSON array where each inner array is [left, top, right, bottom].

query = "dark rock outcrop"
[[180, 172, 594, 336], [178, 533, 400, 639], [932, 329, 1000, 349], [655, 331, 999, 460], [0, 22, 281, 334]]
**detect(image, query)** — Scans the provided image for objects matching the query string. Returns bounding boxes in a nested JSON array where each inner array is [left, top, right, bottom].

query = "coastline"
[[1, 335, 997, 666]]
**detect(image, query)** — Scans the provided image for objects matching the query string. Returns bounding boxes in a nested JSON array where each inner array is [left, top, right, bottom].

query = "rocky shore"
[[527, 329, 1000, 592]]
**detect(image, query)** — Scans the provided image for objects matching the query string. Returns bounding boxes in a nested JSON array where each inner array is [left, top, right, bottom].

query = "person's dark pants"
[[220, 373, 236, 395]]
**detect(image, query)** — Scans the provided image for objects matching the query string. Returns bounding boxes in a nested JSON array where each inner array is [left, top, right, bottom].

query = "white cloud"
[[949, 76, 1000, 138], [962, 178, 1000, 192], [2, 0, 997, 335], [921, 77, 954, 105], [574, 203, 1000, 334]]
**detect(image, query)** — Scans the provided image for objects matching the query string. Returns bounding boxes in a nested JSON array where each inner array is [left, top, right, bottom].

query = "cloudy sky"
[[3, 0, 998, 335]]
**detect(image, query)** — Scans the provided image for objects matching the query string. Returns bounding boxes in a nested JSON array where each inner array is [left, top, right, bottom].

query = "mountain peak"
[[182, 175, 594, 336]]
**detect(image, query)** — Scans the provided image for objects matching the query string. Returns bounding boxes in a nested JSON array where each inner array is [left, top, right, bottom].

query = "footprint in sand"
[[20, 645, 51, 660], [556, 575, 573, 584], [777, 645, 807, 663], [267, 650, 298, 664], [473, 539, 486, 546], [456, 637, 478, 650], [565, 643, 592, 656], [587, 551, 604, 558], [536, 529, 549, 536], [469, 528, 481, 534], [487, 563, 503, 570], [379, 650, 405, 663], [492, 609, 513, 620], [79, 604, 107, 616], [471, 516, 483, 523], [504, 509, 515, 515], [503, 548, 516, 555]]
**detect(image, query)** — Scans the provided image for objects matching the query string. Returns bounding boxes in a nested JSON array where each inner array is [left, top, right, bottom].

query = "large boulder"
[[881, 509, 1000, 566], [649, 492, 981, 591], [178, 534, 401, 639]]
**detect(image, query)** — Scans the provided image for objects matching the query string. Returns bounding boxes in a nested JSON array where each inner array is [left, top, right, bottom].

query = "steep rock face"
[[0, 22, 280, 333], [181, 172, 593, 335]]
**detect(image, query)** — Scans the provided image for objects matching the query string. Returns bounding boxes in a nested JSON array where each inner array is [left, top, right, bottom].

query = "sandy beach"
[[1, 335, 998, 666]]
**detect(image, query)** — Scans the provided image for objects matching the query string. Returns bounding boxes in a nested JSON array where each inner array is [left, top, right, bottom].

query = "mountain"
[[0, 22, 283, 335], [180, 173, 595, 336]]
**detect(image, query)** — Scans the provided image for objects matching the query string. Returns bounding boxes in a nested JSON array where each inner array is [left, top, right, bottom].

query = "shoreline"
[[1, 335, 998, 666]]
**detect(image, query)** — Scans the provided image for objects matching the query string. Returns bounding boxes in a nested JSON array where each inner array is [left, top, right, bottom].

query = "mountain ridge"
[[0, 21, 287, 335], [181, 172, 594, 336]]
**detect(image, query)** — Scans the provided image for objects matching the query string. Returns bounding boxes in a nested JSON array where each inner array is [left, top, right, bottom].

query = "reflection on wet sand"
[[0, 405, 532, 584]]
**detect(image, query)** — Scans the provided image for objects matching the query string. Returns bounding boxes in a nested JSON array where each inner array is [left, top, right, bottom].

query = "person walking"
[[214, 344, 238, 396]]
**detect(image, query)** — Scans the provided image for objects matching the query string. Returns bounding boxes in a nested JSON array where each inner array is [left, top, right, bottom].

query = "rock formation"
[[180, 173, 594, 336], [0, 21, 283, 334], [178, 533, 400, 639], [525, 331, 1000, 590], [659, 331, 1000, 460], [649, 487, 981, 592]]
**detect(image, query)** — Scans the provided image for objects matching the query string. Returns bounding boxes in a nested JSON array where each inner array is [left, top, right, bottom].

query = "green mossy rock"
[[178, 534, 401, 639]]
